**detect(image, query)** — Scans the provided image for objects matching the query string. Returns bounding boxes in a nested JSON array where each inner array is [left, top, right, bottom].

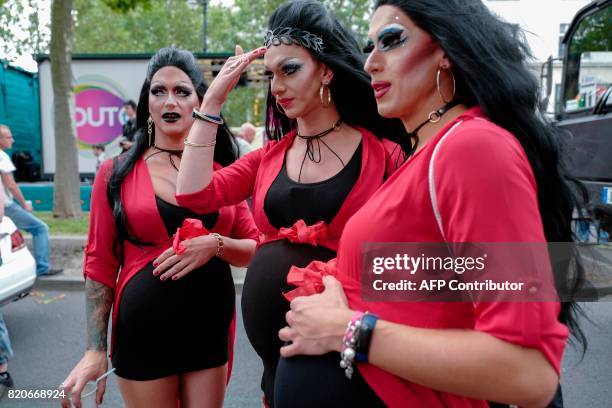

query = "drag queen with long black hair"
[[61, 47, 258, 408], [173, 1, 404, 405]]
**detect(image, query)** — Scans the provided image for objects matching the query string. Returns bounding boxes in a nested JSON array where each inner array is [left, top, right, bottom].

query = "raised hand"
[[203, 45, 266, 108]]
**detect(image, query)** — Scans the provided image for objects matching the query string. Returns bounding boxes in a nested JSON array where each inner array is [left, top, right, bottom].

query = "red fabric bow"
[[172, 218, 209, 255], [278, 220, 328, 246], [284, 258, 338, 301]]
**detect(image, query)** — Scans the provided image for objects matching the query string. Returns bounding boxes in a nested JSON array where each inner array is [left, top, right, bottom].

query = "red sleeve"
[[434, 122, 568, 374], [83, 160, 121, 289], [229, 200, 259, 241], [176, 147, 266, 213]]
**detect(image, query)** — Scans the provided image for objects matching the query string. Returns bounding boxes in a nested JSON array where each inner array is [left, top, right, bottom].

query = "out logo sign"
[[74, 77, 128, 149]]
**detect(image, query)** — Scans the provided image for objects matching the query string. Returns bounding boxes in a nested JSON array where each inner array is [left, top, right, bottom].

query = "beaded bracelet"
[[340, 311, 364, 379]]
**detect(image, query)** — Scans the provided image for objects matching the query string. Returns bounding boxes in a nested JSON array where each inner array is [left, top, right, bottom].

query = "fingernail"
[[160, 276, 166, 281], [153, 262, 158, 266], [172, 276, 178, 280], [152, 271, 158, 276]]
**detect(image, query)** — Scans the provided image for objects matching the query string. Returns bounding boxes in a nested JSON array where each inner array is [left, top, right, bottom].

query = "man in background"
[[122, 100, 137, 142], [92, 144, 106, 174], [236, 122, 256, 157], [0, 125, 62, 276]]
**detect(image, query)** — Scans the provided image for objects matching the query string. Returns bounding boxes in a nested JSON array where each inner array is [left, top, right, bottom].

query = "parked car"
[[0, 216, 36, 307]]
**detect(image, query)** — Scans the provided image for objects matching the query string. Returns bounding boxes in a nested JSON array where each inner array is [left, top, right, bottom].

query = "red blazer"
[[83, 158, 258, 364], [176, 128, 401, 251]]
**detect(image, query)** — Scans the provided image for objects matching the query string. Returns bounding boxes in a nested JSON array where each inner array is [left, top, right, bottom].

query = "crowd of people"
[[53, 0, 590, 407]]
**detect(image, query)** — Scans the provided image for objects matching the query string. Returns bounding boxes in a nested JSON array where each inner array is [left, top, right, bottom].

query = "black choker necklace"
[[146, 144, 183, 171], [296, 119, 344, 183], [296, 119, 343, 139], [153, 144, 183, 155], [402, 101, 459, 157]]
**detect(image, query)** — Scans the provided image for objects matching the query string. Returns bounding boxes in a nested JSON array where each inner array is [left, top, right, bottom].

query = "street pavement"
[[560, 301, 612, 407], [0, 289, 262, 407], [1, 286, 612, 407]]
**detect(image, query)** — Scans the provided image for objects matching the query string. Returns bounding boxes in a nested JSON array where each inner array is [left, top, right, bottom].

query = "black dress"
[[242, 144, 378, 407], [112, 197, 235, 381]]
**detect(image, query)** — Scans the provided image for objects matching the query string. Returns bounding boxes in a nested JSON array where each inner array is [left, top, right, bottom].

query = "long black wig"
[[264, 0, 406, 143], [375, 0, 588, 348], [106, 47, 238, 249]]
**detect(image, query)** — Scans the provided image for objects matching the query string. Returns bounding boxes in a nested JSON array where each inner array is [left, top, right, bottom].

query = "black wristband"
[[355, 313, 379, 363], [192, 109, 224, 125]]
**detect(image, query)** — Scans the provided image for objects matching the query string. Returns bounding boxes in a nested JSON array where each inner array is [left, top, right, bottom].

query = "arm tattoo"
[[85, 279, 114, 351]]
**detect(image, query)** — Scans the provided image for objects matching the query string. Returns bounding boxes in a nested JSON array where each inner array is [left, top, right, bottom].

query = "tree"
[[50, 0, 82, 218], [324, 0, 371, 45]]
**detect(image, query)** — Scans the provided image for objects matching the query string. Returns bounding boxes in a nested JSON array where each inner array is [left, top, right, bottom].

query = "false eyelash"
[[378, 28, 407, 51], [175, 87, 193, 96], [282, 63, 302, 75], [150, 87, 165, 95]]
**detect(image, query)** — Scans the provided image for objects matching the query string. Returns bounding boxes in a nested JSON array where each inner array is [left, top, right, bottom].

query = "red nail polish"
[[153, 262, 158, 266]]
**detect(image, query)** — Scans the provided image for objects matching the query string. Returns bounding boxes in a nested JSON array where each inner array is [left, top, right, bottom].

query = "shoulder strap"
[[428, 120, 464, 242]]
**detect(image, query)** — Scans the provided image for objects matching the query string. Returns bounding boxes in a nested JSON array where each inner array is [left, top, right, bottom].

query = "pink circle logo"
[[74, 78, 128, 148]]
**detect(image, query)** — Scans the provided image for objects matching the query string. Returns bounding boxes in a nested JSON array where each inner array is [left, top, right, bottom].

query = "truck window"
[[563, 6, 612, 112]]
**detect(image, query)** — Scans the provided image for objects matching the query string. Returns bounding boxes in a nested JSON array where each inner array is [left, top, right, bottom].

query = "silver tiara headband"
[[264, 27, 324, 53]]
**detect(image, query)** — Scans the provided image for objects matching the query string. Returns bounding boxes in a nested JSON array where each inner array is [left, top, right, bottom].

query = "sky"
[[2, 0, 593, 73]]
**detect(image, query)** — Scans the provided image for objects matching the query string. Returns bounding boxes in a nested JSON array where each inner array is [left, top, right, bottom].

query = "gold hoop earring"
[[320, 83, 331, 107], [147, 116, 153, 146], [436, 67, 456, 104], [275, 99, 285, 115]]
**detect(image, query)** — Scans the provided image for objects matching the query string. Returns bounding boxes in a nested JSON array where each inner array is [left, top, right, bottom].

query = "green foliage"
[[565, 6, 612, 100], [206, 0, 371, 52], [73, 0, 203, 53], [323, 0, 372, 45], [224, 86, 267, 127], [102, 0, 152, 13], [207, 0, 285, 51], [569, 6, 611, 56], [0, 0, 48, 61], [35, 211, 89, 235]]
